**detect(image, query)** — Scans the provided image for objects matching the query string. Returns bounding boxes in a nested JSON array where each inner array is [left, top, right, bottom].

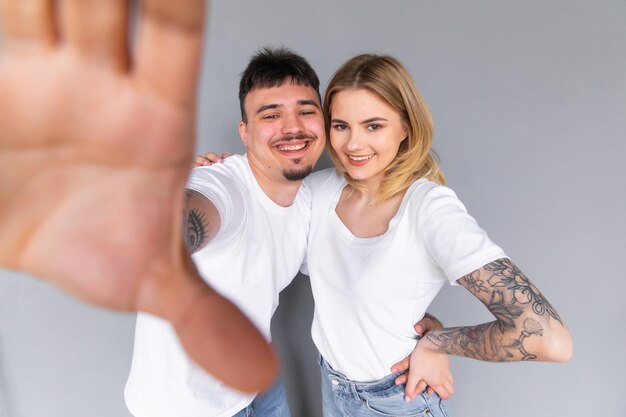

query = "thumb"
[[390, 356, 410, 373]]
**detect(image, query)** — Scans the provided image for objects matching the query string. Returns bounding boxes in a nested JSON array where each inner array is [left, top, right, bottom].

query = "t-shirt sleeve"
[[186, 166, 246, 249], [417, 184, 508, 285]]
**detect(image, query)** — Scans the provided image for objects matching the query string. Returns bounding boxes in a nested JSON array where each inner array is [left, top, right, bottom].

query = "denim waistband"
[[319, 355, 407, 394]]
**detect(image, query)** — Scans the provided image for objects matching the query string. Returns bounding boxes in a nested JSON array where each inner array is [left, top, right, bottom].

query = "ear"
[[239, 121, 248, 147], [399, 125, 409, 145]]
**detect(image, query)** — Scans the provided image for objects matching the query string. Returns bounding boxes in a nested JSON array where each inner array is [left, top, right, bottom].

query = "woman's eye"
[[367, 124, 382, 131], [332, 124, 348, 131]]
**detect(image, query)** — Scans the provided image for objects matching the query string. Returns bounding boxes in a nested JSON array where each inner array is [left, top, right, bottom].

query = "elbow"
[[541, 326, 574, 362]]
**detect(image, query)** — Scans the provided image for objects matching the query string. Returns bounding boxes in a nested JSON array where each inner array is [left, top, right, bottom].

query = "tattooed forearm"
[[425, 318, 544, 362], [423, 258, 566, 362]]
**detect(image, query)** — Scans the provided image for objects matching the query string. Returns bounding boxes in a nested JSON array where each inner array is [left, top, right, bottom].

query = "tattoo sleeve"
[[425, 258, 564, 362]]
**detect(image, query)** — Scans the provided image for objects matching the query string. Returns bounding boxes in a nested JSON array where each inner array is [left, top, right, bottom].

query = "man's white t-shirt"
[[303, 169, 507, 382], [125, 155, 310, 417]]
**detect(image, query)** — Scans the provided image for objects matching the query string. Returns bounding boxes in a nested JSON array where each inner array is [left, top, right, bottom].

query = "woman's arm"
[[419, 258, 573, 362]]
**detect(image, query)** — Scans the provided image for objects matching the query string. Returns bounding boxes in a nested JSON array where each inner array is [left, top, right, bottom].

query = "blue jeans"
[[320, 356, 451, 417], [232, 378, 291, 417]]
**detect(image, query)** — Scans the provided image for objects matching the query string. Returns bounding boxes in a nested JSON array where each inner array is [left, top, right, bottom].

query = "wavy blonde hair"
[[324, 54, 445, 200]]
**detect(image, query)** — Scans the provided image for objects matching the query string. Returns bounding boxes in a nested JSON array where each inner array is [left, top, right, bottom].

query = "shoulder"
[[187, 155, 251, 222], [406, 179, 460, 205], [404, 179, 467, 222], [187, 155, 249, 202]]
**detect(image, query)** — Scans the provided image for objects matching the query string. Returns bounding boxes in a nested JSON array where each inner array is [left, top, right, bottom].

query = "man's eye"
[[263, 114, 279, 120], [300, 110, 316, 116]]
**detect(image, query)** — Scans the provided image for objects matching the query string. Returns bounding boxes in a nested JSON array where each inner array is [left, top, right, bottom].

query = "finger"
[[444, 381, 455, 397], [204, 152, 220, 162], [59, 0, 130, 70], [404, 373, 422, 401], [394, 373, 407, 385], [428, 384, 454, 400], [221, 152, 232, 158], [194, 156, 212, 167], [135, 0, 205, 108], [0, 0, 56, 51], [427, 386, 435, 396], [415, 380, 427, 396], [413, 322, 425, 335], [390, 356, 409, 373]]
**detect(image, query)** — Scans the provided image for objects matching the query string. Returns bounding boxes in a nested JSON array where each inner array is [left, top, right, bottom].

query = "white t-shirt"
[[125, 155, 310, 417], [303, 169, 507, 382]]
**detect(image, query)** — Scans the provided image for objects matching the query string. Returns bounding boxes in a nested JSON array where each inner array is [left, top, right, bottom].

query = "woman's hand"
[[390, 315, 454, 400], [392, 340, 454, 401]]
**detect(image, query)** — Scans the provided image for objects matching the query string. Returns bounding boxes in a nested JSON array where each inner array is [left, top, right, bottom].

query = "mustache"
[[270, 133, 317, 145]]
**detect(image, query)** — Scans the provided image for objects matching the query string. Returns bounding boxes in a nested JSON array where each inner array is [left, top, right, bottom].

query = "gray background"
[[1, 0, 625, 416]]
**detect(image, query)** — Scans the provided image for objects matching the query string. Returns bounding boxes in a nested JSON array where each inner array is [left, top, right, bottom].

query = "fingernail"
[[404, 395, 411, 403]]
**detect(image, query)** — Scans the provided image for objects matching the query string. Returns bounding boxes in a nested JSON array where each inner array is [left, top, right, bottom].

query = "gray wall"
[[1, 0, 625, 416]]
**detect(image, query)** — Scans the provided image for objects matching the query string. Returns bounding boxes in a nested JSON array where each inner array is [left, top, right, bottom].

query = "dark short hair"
[[238, 47, 321, 122]]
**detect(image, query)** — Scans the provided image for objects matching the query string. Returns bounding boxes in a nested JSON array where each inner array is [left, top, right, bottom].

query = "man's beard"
[[283, 162, 313, 181]]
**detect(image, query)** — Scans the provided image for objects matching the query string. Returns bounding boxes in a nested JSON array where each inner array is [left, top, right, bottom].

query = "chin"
[[283, 165, 313, 181]]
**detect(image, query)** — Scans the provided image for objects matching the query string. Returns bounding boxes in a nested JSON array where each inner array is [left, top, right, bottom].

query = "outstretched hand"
[[0, 0, 276, 392]]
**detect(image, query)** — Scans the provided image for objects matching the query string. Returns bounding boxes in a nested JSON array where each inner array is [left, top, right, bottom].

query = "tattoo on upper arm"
[[467, 258, 563, 326], [424, 258, 561, 362], [186, 209, 209, 253], [484, 260, 563, 325]]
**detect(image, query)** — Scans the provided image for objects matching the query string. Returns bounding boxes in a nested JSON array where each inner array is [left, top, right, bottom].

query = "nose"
[[344, 131, 366, 152], [281, 112, 304, 135]]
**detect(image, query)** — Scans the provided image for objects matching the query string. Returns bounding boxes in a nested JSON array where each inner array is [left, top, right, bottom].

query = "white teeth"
[[277, 143, 306, 151], [349, 154, 374, 161]]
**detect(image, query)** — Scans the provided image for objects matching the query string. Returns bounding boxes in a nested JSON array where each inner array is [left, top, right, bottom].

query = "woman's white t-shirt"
[[303, 169, 507, 382]]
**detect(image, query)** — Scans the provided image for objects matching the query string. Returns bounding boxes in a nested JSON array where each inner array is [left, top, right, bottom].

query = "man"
[[125, 47, 326, 417]]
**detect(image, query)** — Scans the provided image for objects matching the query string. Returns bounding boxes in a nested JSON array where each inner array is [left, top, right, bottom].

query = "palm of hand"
[[0, 49, 194, 311]]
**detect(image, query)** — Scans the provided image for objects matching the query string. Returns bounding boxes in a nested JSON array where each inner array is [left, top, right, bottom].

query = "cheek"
[[305, 120, 325, 140], [329, 133, 344, 155]]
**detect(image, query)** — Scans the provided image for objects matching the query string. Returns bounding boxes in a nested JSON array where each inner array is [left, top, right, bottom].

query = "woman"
[[301, 54, 572, 417]]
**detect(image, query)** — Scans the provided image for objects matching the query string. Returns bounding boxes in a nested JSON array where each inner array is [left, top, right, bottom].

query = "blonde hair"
[[324, 54, 445, 200]]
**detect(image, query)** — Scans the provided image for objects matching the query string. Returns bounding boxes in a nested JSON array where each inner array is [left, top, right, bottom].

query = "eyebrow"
[[255, 99, 320, 115], [330, 117, 388, 124], [361, 117, 388, 124]]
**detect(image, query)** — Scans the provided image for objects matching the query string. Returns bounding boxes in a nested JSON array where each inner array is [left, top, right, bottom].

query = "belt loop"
[[350, 383, 360, 401]]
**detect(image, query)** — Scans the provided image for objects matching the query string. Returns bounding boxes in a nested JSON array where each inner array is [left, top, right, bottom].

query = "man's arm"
[[184, 189, 221, 254]]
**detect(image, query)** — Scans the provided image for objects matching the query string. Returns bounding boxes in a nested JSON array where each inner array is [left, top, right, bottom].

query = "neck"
[[248, 160, 302, 207], [352, 175, 385, 205]]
